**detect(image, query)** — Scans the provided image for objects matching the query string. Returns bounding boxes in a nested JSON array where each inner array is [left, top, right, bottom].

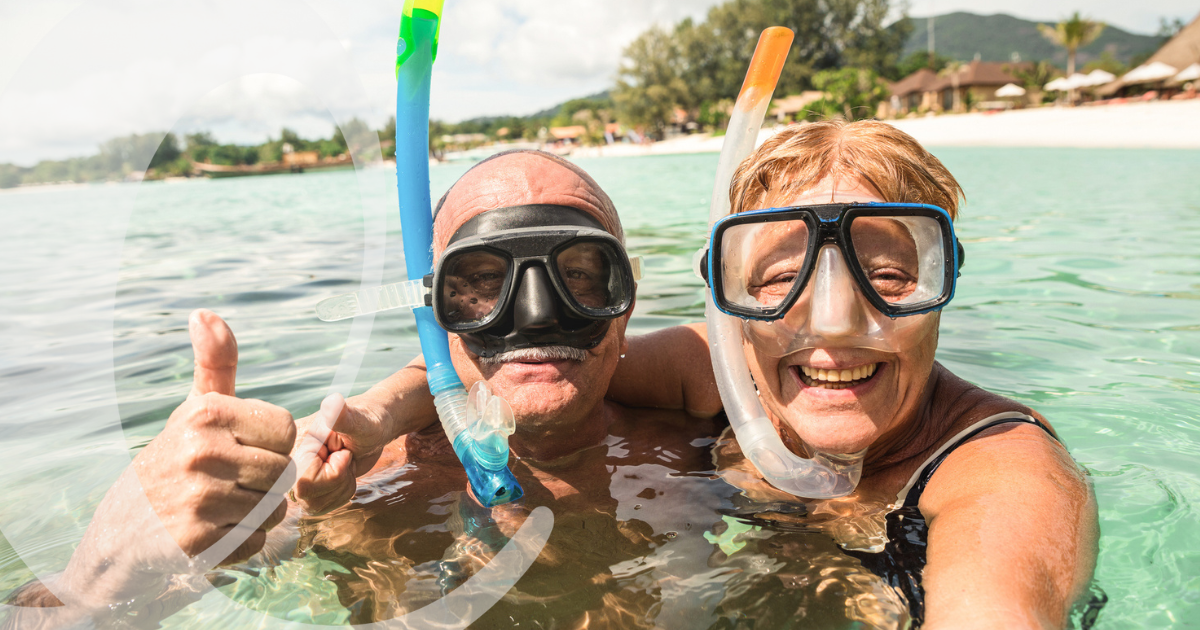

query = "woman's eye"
[[869, 269, 916, 299], [761, 272, 797, 289]]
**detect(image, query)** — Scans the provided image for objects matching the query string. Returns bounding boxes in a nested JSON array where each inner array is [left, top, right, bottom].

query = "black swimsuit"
[[844, 411, 1106, 628]]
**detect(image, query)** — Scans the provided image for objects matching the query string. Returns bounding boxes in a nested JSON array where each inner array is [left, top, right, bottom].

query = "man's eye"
[[470, 271, 503, 283]]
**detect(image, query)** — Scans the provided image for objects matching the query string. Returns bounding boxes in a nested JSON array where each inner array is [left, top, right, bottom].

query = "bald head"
[[432, 150, 622, 254]]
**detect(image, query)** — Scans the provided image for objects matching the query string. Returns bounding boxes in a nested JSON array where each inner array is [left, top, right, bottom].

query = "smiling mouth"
[[795, 363, 880, 390]]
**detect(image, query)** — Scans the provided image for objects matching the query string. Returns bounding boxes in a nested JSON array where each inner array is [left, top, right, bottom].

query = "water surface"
[[2, 148, 1198, 627]]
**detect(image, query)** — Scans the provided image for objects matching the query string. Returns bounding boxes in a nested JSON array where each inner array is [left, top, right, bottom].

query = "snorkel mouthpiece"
[[436, 382, 522, 507], [395, 2, 523, 507]]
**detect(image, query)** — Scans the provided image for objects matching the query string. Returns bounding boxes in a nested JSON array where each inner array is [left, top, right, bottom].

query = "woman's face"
[[742, 177, 941, 455]]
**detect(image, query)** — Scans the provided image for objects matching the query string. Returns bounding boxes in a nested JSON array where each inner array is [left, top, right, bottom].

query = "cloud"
[[1, 0, 1194, 164], [0, 0, 385, 164]]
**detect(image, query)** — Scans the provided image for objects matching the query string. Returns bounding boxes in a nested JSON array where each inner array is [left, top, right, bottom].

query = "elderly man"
[[290, 150, 720, 514], [4, 150, 723, 628]]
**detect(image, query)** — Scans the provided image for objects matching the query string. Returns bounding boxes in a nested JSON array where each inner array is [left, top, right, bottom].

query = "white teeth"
[[798, 363, 878, 388]]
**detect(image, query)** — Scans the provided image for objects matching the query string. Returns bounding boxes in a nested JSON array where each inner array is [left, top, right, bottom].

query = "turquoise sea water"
[[1, 148, 1198, 627]]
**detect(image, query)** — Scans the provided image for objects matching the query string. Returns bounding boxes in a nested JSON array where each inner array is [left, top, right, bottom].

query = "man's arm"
[[606, 323, 722, 418], [919, 422, 1099, 629]]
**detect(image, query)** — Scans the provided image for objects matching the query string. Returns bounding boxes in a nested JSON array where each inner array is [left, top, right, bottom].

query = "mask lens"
[[555, 241, 624, 313], [441, 250, 510, 327], [720, 220, 811, 311], [849, 215, 945, 307]]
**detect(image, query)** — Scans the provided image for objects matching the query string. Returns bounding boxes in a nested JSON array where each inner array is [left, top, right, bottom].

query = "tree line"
[[0, 118, 390, 189], [612, 0, 909, 138]]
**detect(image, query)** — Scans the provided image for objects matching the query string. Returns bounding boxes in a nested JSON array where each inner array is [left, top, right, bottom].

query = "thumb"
[[187, 309, 238, 399]]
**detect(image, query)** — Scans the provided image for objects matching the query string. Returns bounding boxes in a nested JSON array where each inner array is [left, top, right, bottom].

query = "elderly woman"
[[610, 120, 1099, 629]]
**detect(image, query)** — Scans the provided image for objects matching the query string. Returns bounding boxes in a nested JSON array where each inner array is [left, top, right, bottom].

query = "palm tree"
[[1039, 13, 1106, 102]]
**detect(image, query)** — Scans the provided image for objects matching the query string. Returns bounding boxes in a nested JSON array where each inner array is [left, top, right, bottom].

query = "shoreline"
[[565, 100, 1200, 159], [5, 100, 1196, 194]]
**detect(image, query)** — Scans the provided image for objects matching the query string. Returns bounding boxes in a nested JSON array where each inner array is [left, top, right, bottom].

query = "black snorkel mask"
[[428, 204, 641, 359]]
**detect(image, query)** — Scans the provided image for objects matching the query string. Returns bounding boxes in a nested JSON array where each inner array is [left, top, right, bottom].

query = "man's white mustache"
[[479, 346, 588, 364]]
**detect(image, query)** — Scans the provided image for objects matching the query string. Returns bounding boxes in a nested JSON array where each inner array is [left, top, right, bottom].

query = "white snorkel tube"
[[704, 27, 864, 499]]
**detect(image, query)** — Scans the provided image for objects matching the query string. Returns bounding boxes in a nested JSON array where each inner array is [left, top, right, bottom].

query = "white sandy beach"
[[569, 100, 1200, 158]]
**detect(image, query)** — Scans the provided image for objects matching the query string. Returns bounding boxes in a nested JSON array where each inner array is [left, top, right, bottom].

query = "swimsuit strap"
[[895, 412, 1057, 508]]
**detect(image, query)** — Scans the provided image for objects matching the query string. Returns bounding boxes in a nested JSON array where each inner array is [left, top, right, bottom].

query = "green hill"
[[903, 12, 1160, 67]]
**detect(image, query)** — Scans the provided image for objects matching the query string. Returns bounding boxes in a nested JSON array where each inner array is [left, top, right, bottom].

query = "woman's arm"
[[607, 323, 723, 418], [919, 421, 1099, 629]]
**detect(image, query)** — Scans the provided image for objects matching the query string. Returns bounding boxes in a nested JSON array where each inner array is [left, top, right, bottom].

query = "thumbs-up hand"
[[134, 309, 297, 563], [50, 310, 298, 619]]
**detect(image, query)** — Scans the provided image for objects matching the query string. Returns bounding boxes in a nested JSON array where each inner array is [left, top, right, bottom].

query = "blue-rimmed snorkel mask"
[[700, 202, 964, 357]]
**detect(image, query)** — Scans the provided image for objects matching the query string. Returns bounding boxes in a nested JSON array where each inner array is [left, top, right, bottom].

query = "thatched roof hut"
[[1099, 12, 1200, 95]]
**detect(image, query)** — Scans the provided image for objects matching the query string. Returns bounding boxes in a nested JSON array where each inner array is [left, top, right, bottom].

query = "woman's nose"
[[806, 245, 867, 337], [512, 265, 560, 332]]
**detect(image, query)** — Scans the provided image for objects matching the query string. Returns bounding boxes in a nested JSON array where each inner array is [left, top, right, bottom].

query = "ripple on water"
[[3, 150, 1200, 627]]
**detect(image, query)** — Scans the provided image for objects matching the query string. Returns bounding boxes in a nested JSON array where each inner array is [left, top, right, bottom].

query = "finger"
[[294, 449, 355, 515], [187, 309, 238, 399], [293, 394, 345, 472], [193, 482, 288, 528], [262, 497, 288, 533], [192, 395, 297, 454], [198, 445, 293, 493]]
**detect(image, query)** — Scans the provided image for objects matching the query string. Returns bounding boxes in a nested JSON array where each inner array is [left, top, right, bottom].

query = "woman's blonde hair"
[[729, 120, 964, 219]]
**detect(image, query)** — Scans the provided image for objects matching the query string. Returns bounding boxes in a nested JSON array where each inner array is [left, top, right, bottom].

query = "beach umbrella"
[[1062, 73, 1090, 90], [1123, 61, 1179, 84], [1044, 77, 1069, 91], [1084, 69, 1116, 86], [1173, 63, 1200, 84], [995, 83, 1027, 97]]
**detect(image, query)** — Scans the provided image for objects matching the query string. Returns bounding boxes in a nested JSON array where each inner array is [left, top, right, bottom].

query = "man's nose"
[[512, 266, 560, 332], [806, 245, 867, 337]]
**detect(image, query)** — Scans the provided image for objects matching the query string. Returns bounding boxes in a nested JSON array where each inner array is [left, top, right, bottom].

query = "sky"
[[0, 0, 1195, 166]]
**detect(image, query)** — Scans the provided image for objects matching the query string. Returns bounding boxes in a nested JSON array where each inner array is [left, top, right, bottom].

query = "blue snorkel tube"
[[395, 0, 523, 507]]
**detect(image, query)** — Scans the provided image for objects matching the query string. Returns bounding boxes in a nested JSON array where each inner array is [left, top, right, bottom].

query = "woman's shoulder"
[[929, 364, 1052, 436], [917, 365, 1085, 514]]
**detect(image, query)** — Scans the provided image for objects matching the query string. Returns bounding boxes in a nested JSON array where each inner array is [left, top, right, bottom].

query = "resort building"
[[885, 61, 1030, 116], [1099, 12, 1200, 99], [768, 91, 826, 122], [885, 68, 940, 116]]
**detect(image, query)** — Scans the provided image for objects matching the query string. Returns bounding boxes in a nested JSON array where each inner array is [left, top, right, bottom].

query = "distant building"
[[548, 126, 587, 142], [769, 91, 826, 122], [886, 68, 941, 116], [282, 150, 320, 166], [1099, 12, 1200, 98], [886, 61, 1029, 115]]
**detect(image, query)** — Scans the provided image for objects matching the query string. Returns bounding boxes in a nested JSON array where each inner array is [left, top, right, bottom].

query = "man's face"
[[433, 154, 629, 447]]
